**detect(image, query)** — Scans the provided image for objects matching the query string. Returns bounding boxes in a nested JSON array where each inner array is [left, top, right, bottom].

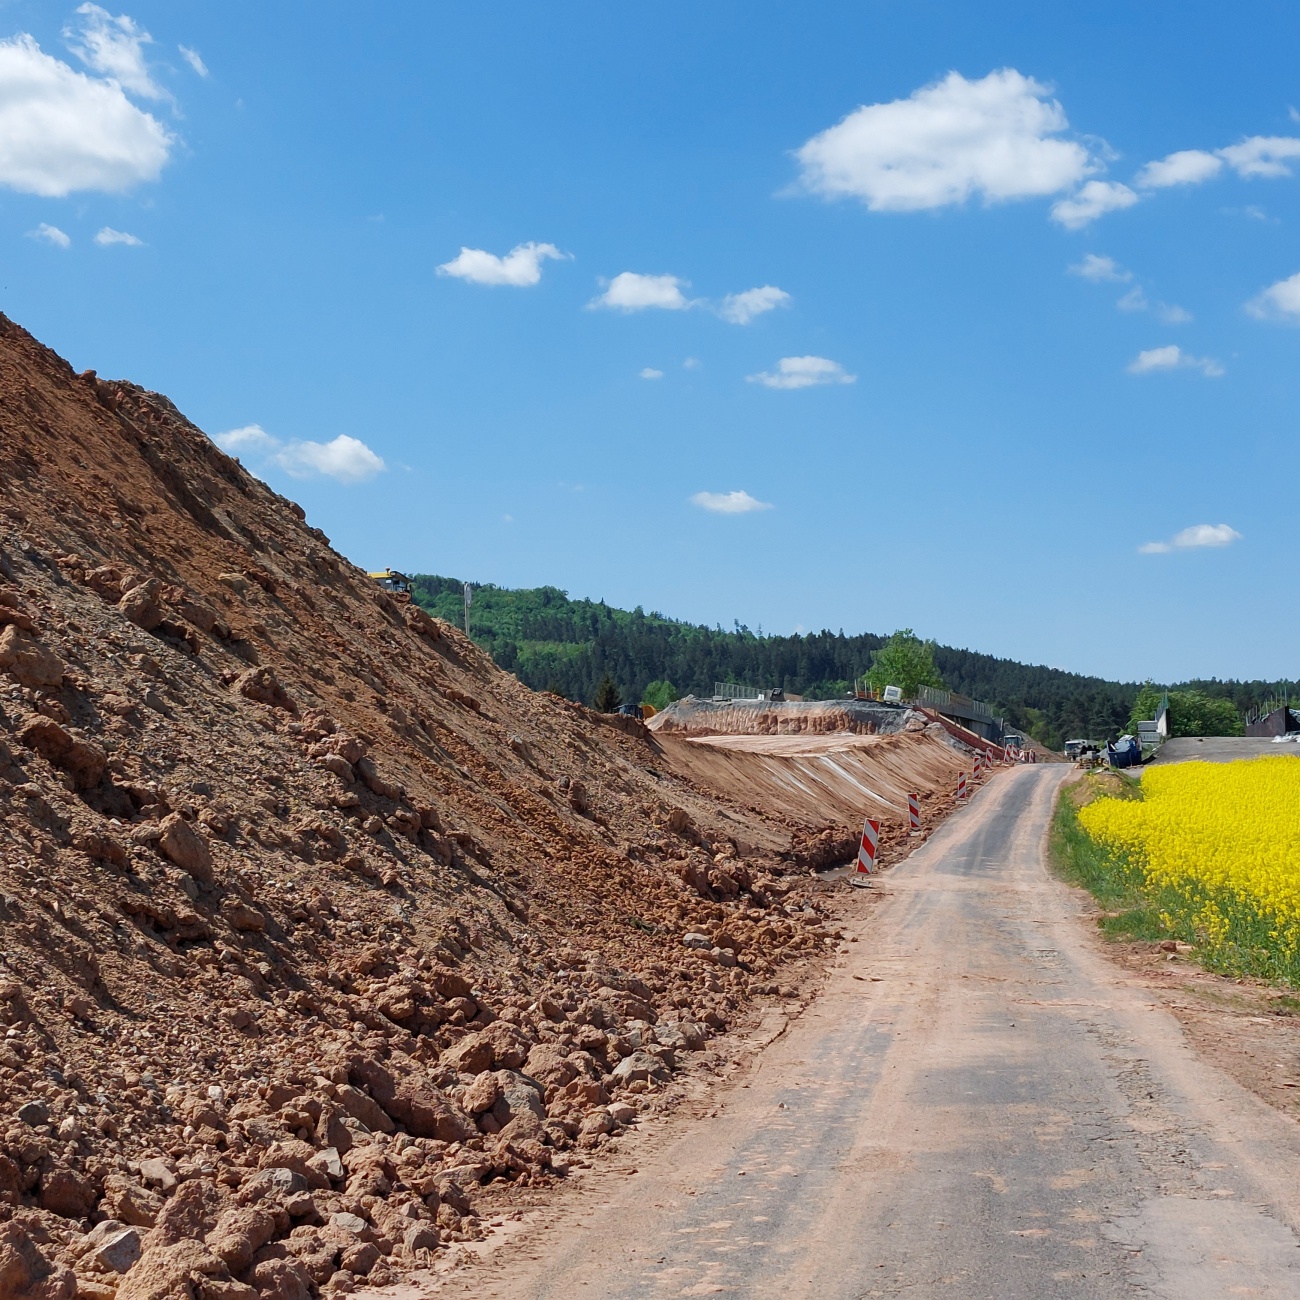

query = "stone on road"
[[463, 766, 1300, 1298]]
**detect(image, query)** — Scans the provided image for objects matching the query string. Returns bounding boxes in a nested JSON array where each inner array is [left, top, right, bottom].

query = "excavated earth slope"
[[0, 316, 856, 1298]]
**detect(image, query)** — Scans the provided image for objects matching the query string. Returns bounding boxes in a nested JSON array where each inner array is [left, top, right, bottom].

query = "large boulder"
[[0, 625, 64, 689], [157, 814, 214, 883], [350, 1054, 473, 1143], [17, 717, 105, 789]]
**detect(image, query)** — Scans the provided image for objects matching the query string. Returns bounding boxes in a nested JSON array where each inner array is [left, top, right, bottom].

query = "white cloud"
[[437, 241, 566, 287], [1217, 136, 1300, 179], [690, 490, 773, 514], [178, 45, 208, 78], [1135, 149, 1223, 188], [0, 33, 172, 196], [64, 4, 163, 100], [1247, 271, 1300, 321], [1140, 523, 1241, 554], [212, 424, 278, 454], [1158, 302, 1193, 324], [28, 222, 70, 247], [94, 225, 142, 246], [683, 357, 701, 370], [796, 69, 1092, 213], [213, 425, 385, 484], [1117, 286, 1147, 312], [1050, 180, 1138, 229], [639, 367, 664, 380], [1127, 345, 1223, 377], [747, 355, 856, 389], [1069, 253, 1130, 282], [275, 435, 385, 484], [718, 285, 791, 324], [592, 272, 691, 311]]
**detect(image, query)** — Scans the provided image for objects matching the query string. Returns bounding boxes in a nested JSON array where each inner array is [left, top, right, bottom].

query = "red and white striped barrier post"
[[908, 792, 921, 832], [957, 772, 968, 802], [855, 818, 880, 876]]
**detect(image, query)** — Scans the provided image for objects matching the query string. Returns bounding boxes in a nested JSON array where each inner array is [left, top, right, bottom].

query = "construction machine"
[[368, 569, 412, 595]]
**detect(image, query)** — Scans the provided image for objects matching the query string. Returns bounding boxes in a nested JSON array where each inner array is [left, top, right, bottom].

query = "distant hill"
[[410, 576, 1294, 749]]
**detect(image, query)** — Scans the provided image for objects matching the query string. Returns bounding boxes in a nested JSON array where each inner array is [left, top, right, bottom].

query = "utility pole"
[[463, 582, 472, 638]]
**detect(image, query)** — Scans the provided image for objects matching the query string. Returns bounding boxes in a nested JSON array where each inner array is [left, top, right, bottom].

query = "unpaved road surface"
[[448, 766, 1300, 1298]]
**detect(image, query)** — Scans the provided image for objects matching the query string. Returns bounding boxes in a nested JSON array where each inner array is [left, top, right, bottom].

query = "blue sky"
[[6, 2, 1300, 683]]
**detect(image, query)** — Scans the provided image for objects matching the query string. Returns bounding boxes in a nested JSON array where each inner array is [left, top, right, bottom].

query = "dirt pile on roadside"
[[649, 696, 916, 738], [0, 315, 840, 1297]]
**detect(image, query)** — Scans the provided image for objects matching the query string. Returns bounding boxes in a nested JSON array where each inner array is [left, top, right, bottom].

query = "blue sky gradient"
[[6, 2, 1299, 682]]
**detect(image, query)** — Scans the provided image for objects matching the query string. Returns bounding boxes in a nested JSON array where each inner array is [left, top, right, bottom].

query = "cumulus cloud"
[[1157, 302, 1192, 324], [0, 33, 173, 196], [94, 226, 142, 246], [1247, 271, 1300, 321], [1127, 345, 1223, 377], [1140, 523, 1242, 555], [64, 4, 163, 99], [437, 241, 566, 287], [690, 490, 773, 514], [28, 222, 70, 247], [639, 367, 664, 380], [213, 425, 385, 484], [718, 285, 791, 324], [1218, 136, 1300, 179], [178, 45, 208, 77], [795, 69, 1091, 212], [1135, 149, 1223, 188], [591, 272, 691, 311], [1050, 180, 1138, 229], [748, 356, 856, 389], [1069, 253, 1130, 282]]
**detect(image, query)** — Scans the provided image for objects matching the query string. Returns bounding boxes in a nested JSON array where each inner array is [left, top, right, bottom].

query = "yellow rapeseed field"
[[1080, 756, 1300, 981]]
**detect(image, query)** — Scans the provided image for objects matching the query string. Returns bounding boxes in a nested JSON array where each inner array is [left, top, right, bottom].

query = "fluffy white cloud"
[[94, 226, 142, 246], [1117, 286, 1147, 312], [690, 490, 773, 514], [718, 285, 791, 325], [0, 33, 172, 196], [437, 241, 566, 287], [1127, 345, 1222, 377], [1135, 149, 1223, 188], [212, 424, 277, 454], [1050, 180, 1138, 229], [1140, 523, 1241, 554], [639, 367, 664, 380], [796, 69, 1091, 212], [213, 425, 385, 484], [1069, 253, 1130, 282], [65, 4, 163, 99], [178, 45, 208, 78], [1158, 302, 1192, 324], [28, 222, 70, 247], [748, 356, 856, 389], [1218, 136, 1300, 179], [1247, 270, 1300, 321], [592, 271, 691, 311], [275, 435, 384, 483]]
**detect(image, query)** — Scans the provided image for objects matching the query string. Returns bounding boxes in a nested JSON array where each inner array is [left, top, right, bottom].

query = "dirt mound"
[[655, 731, 987, 872], [0, 315, 838, 1294], [649, 696, 916, 738]]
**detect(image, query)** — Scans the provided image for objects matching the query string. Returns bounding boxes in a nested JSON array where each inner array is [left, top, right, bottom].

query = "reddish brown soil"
[[0, 314, 900, 1297]]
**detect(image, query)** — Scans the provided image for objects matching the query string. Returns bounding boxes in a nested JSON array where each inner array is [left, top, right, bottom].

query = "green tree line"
[[410, 574, 1284, 748]]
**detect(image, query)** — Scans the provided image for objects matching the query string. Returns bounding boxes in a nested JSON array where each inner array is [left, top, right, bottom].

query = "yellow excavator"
[[367, 569, 411, 595]]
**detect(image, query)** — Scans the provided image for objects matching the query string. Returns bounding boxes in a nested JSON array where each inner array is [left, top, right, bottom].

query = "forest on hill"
[[410, 576, 1289, 749]]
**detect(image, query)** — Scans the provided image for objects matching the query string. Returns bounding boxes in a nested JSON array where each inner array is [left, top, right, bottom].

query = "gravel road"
[[449, 766, 1300, 1298]]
